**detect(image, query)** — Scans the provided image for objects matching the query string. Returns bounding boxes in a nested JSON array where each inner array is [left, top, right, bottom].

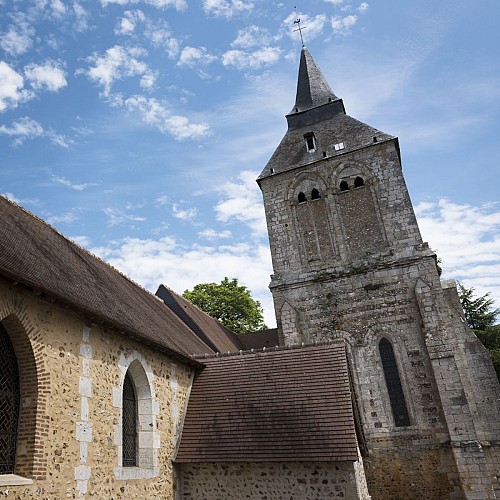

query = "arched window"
[[354, 176, 364, 188], [298, 191, 307, 203], [311, 188, 321, 200], [122, 371, 137, 467], [0, 323, 20, 474], [379, 338, 410, 427], [340, 180, 349, 192]]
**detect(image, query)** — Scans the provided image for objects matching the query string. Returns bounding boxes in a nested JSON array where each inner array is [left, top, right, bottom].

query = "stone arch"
[[0, 305, 50, 480], [286, 171, 335, 262], [114, 351, 159, 480], [331, 161, 387, 258]]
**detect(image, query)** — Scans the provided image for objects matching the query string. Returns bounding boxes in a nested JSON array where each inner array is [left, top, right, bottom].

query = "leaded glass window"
[[379, 337, 410, 427], [0, 323, 20, 474], [122, 372, 137, 467]]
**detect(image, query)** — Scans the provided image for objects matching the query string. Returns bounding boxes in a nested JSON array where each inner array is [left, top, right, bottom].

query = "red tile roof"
[[175, 342, 358, 462], [0, 196, 211, 364]]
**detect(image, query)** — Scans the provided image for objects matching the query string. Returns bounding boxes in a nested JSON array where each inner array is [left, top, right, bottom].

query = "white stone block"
[[79, 442, 88, 463], [74, 465, 91, 481], [112, 387, 122, 408], [76, 422, 93, 443], [80, 397, 89, 421], [79, 377, 92, 398], [114, 425, 122, 445], [80, 344, 92, 359], [82, 327, 90, 342]]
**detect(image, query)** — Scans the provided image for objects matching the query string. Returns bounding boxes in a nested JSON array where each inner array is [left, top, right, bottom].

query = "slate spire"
[[290, 47, 338, 114]]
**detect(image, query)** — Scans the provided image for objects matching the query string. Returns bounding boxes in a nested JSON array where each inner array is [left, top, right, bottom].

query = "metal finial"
[[293, 6, 306, 47]]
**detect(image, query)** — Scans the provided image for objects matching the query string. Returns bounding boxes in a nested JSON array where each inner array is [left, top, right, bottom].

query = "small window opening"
[[122, 372, 137, 467], [334, 142, 345, 151], [311, 188, 321, 200], [373, 136, 378, 143], [304, 133, 316, 152], [298, 192, 307, 203], [340, 181, 349, 192], [322, 151, 327, 158], [354, 176, 364, 188]]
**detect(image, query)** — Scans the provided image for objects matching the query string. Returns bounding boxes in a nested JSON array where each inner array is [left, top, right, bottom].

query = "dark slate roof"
[[156, 284, 244, 354], [175, 342, 358, 462], [0, 196, 212, 364], [290, 47, 338, 114], [238, 328, 279, 350], [258, 47, 395, 181]]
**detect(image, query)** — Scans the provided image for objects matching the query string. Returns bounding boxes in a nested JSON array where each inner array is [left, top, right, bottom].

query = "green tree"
[[458, 284, 499, 331], [458, 284, 500, 379], [183, 277, 267, 334]]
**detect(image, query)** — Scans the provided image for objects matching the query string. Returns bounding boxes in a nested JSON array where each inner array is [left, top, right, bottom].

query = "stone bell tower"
[[257, 47, 500, 499]]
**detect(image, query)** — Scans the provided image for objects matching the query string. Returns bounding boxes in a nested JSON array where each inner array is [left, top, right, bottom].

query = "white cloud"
[[115, 9, 145, 35], [222, 47, 281, 70], [50, 0, 67, 17], [82, 45, 155, 96], [214, 170, 267, 236], [283, 12, 328, 44], [46, 212, 78, 225], [25, 61, 67, 92], [198, 229, 232, 241], [324, 0, 344, 4], [73, 2, 91, 32], [231, 25, 272, 49], [331, 14, 358, 34], [91, 235, 275, 326], [0, 117, 44, 144], [100, 0, 187, 10], [172, 203, 197, 221], [415, 199, 500, 309], [0, 116, 72, 147], [103, 207, 146, 227], [145, 24, 180, 58], [50, 173, 98, 191], [0, 62, 33, 112], [122, 95, 210, 140], [358, 2, 369, 13], [202, 0, 254, 18], [0, 17, 34, 56], [177, 46, 217, 68]]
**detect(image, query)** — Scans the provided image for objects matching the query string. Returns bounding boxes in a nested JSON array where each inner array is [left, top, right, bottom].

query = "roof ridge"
[[192, 338, 345, 359]]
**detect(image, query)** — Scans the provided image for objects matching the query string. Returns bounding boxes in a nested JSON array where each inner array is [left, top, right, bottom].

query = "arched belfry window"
[[354, 176, 364, 188], [311, 188, 321, 200], [340, 180, 349, 192], [0, 323, 20, 474], [298, 191, 306, 203], [379, 338, 410, 427], [122, 371, 137, 467]]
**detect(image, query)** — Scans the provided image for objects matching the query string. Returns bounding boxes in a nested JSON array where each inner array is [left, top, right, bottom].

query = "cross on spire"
[[293, 6, 306, 47]]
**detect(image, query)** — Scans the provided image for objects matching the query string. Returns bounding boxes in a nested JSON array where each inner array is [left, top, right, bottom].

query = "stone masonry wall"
[[0, 278, 194, 499], [178, 462, 370, 500]]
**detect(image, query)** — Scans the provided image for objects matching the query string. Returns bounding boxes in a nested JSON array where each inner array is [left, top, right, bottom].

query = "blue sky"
[[1, 0, 499, 326]]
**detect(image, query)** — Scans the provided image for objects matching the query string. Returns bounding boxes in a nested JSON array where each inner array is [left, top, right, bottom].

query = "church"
[[1, 47, 499, 499]]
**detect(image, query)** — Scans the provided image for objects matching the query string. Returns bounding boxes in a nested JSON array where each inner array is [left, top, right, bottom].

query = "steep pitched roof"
[[0, 196, 212, 364], [291, 47, 338, 114], [156, 284, 243, 353], [175, 342, 358, 462], [258, 47, 395, 181]]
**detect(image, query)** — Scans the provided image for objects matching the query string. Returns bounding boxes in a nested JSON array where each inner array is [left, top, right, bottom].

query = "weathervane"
[[293, 6, 306, 47]]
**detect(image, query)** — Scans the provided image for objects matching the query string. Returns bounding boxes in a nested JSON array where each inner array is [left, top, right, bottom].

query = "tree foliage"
[[183, 277, 267, 334], [458, 284, 500, 379]]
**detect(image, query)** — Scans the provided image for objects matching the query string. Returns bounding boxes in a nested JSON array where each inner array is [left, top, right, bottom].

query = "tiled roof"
[[238, 328, 279, 350], [175, 342, 358, 462], [0, 196, 212, 364], [156, 284, 243, 354]]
